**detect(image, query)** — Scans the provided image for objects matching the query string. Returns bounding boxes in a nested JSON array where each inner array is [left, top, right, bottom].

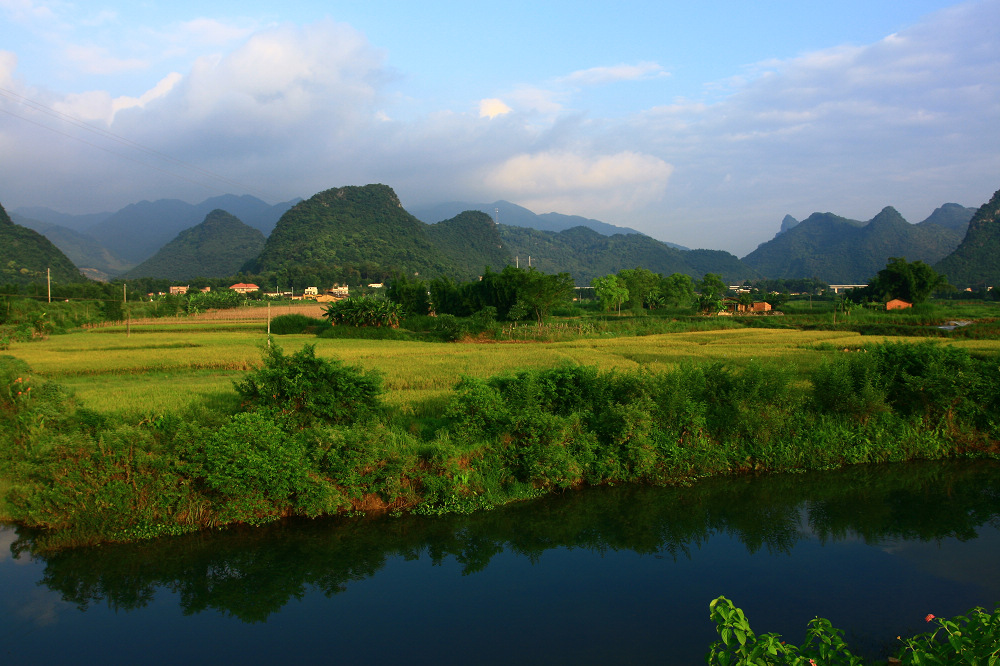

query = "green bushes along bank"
[[1, 339, 998, 549]]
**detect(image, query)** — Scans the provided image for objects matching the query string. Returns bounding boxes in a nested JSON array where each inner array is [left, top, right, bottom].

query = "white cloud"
[[478, 98, 511, 119], [560, 61, 667, 86], [486, 151, 673, 216], [111, 72, 182, 118]]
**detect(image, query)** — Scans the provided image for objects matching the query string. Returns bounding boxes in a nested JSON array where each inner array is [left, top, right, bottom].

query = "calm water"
[[2, 461, 999, 665]]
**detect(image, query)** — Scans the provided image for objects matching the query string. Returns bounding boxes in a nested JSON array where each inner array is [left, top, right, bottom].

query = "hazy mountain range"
[[4, 184, 996, 288]]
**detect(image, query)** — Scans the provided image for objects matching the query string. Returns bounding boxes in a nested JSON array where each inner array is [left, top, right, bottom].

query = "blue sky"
[[1, 0, 998, 255]]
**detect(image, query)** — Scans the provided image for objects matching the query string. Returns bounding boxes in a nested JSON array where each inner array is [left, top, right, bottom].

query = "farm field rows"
[[10, 320, 999, 415]]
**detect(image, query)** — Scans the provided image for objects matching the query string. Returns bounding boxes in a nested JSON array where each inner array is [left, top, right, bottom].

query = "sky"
[[1, 0, 998, 256]]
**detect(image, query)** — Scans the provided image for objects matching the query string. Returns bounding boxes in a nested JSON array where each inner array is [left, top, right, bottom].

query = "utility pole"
[[47, 268, 51, 303]]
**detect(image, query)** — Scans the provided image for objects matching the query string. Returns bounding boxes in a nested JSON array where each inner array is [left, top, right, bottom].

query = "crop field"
[[8, 316, 999, 416]]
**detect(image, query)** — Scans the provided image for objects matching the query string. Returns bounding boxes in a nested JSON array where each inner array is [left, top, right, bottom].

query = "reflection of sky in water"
[[878, 528, 1000, 600], [1, 527, 70, 638], [1, 468, 998, 665]]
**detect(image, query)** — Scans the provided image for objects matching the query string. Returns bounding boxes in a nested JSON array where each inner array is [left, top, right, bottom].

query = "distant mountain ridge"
[[124, 210, 267, 280], [742, 206, 966, 283], [408, 199, 690, 247], [16, 195, 296, 267]]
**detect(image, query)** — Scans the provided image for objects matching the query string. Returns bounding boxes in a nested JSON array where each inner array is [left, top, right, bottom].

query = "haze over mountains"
[[4, 184, 996, 289]]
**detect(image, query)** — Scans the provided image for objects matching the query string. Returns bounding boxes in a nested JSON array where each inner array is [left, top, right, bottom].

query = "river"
[[2, 460, 999, 664]]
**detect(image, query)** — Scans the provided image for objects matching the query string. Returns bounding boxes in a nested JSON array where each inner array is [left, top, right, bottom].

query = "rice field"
[[6, 319, 999, 415]]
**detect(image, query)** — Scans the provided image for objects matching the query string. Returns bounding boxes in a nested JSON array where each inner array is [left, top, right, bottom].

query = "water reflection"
[[3, 461, 999, 663]]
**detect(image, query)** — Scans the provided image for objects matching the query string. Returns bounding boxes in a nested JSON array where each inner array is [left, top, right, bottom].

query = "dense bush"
[[268, 313, 326, 334], [234, 343, 384, 425]]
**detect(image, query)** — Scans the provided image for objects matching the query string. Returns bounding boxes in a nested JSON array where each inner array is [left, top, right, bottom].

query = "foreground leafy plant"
[[707, 597, 1000, 665], [707, 596, 863, 665], [899, 607, 1000, 665]]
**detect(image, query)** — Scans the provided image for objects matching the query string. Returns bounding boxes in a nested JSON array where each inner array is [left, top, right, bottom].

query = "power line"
[[0, 86, 275, 201]]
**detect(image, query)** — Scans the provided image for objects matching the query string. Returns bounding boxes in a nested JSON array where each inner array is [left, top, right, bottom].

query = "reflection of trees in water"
[[14, 460, 1000, 623]]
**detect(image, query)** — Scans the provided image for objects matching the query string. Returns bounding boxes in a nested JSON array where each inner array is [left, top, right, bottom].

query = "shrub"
[[234, 343, 384, 425], [323, 296, 402, 328], [269, 313, 326, 335]]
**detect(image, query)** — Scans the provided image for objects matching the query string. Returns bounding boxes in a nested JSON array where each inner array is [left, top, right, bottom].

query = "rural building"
[[328, 285, 350, 298], [886, 299, 912, 310], [230, 283, 260, 294], [303, 286, 319, 296], [724, 299, 773, 313], [169, 285, 189, 295]]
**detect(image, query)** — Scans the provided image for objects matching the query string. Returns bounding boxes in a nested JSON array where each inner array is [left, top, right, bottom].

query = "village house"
[[230, 283, 260, 294], [723, 298, 773, 314], [169, 285, 189, 295], [886, 299, 912, 310]]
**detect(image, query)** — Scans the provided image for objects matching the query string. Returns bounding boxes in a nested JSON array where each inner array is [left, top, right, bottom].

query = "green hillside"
[[1, 202, 87, 286], [498, 225, 754, 284], [934, 188, 1000, 288], [124, 209, 266, 280], [424, 210, 512, 279], [742, 207, 962, 283], [247, 184, 452, 278]]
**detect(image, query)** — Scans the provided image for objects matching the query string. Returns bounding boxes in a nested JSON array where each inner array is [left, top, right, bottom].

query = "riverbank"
[[2, 336, 998, 550]]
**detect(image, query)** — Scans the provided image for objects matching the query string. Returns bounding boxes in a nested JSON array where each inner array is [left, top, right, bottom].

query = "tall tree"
[[592, 274, 629, 315], [659, 272, 695, 308], [697, 273, 728, 313], [618, 267, 660, 311], [864, 257, 948, 304]]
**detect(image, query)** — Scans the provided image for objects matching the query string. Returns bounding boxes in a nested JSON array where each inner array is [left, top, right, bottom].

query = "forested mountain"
[[247, 184, 455, 279], [918, 203, 977, 232], [424, 211, 512, 279], [934, 188, 1000, 288], [0, 202, 87, 286], [123, 210, 266, 280], [497, 224, 754, 285], [742, 207, 963, 283], [409, 199, 659, 241], [85, 195, 295, 264], [11, 212, 131, 279]]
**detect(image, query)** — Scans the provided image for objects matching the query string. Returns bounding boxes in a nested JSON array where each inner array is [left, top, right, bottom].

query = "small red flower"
[[925, 614, 936, 622]]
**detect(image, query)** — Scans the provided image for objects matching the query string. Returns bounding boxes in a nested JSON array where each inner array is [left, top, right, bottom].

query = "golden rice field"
[[7, 319, 1000, 416]]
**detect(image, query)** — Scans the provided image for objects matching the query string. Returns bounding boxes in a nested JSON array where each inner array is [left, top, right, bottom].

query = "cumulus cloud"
[[486, 151, 673, 216], [479, 98, 511, 119]]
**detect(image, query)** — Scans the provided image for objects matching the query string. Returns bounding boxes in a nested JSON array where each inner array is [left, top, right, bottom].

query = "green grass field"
[[8, 317, 1000, 416]]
